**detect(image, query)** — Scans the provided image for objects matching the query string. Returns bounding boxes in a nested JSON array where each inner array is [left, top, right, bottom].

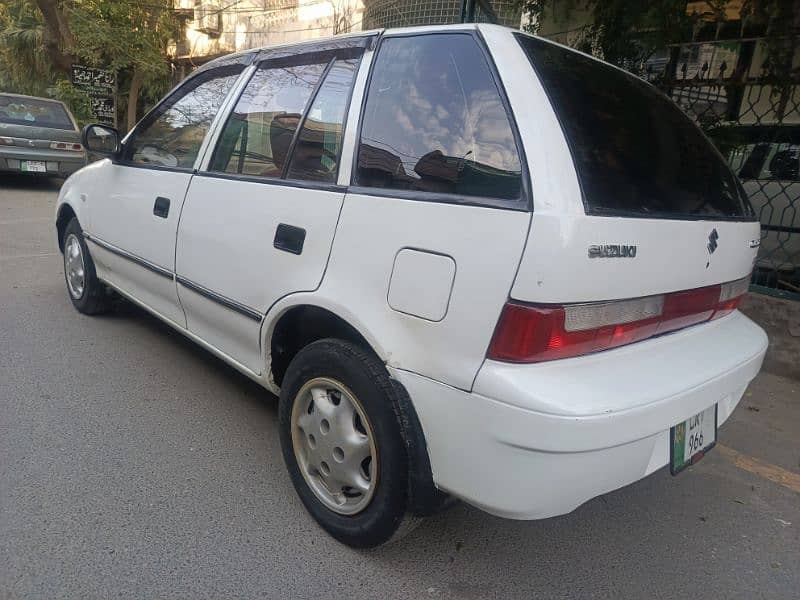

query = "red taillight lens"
[[657, 286, 720, 334], [49, 141, 83, 151], [488, 276, 751, 363]]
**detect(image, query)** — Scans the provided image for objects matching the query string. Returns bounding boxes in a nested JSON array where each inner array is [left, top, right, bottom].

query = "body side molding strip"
[[83, 233, 174, 280], [176, 275, 263, 322], [83, 232, 263, 322]]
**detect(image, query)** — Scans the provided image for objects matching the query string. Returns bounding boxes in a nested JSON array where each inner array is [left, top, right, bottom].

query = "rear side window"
[[285, 58, 359, 183], [355, 34, 523, 202], [516, 34, 754, 220], [0, 96, 74, 130], [210, 61, 329, 178]]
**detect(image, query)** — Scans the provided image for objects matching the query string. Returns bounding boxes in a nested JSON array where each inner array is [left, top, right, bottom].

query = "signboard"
[[89, 96, 116, 123], [71, 64, 117, 126]]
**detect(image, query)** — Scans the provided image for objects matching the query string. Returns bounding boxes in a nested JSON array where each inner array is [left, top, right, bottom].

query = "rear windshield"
[[0, 95, 75, 130], [516, 34, 754, 220]]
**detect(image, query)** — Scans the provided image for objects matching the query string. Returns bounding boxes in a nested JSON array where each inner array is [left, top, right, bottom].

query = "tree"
[[33, 0, 74, 72], [519, 0, 693, 69], [0, 0, 180, 130]]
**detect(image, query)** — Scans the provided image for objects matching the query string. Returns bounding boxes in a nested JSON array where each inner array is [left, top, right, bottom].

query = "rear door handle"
[[274, 223, 306, 255], [153, 196, 170, 218]]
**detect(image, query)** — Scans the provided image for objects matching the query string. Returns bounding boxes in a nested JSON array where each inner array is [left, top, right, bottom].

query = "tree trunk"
[[127, 68, 145, 132], [34, 0, 74, 72], [124, 7, 165, 131]]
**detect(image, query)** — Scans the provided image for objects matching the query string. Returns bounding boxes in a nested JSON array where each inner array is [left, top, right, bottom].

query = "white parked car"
[[55, 25, 768, 548]]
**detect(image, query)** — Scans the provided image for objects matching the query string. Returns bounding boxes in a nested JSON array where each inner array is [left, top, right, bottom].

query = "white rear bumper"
[[391, 311, 768, 519]]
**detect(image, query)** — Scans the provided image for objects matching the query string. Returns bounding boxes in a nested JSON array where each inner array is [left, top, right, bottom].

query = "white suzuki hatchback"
[[56, 24, 768, 547]]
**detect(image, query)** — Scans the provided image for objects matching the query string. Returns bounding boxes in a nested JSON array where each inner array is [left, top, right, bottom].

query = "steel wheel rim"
[[291, 377, 378, 516], [64, 233, 86, 300]]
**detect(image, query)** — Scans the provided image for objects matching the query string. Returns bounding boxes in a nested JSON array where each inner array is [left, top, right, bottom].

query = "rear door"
[[87, 64, 244, 326], [505, 32, 760, 304], [175, 41, 368, 374]]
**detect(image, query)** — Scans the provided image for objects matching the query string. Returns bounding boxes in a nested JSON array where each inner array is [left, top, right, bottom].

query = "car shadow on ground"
[[109, 297, 278, 407], [1, 173, 64, 191]]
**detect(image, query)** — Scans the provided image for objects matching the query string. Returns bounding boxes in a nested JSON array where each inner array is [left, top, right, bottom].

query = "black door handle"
[[153, 196, 170, 218], [274, 223, 306, 255]]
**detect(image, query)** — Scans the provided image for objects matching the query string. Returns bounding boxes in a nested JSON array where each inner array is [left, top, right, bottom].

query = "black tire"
[[62, 217, 112, 315], [278, 339, 417, 548]]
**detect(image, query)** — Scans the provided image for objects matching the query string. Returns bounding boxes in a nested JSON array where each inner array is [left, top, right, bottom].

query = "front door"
[[87, 64, 245, 326], [176, 46, 364, 374]]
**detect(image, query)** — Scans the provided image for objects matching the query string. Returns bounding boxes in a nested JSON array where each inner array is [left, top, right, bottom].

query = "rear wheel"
[[278, 339, 418, 548], [62, 218, 111, 315]]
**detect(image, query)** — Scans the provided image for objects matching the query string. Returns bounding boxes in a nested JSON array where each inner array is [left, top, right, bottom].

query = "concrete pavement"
[[1, 176, 798, 599]]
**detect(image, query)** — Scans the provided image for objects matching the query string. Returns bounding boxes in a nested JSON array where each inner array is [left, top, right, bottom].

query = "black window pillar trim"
[[349, 27, 533, 212]]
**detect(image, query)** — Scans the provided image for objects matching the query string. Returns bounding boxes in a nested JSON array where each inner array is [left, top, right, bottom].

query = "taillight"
[[713, 277, 750, 320], [488, 276, 750, 363], [50, 141, 83, 151], [0, 137, 14, 145]]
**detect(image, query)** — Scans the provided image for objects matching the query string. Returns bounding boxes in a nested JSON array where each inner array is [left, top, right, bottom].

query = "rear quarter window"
[[355, 33, 524, 204], [516, 34, 754, 220]]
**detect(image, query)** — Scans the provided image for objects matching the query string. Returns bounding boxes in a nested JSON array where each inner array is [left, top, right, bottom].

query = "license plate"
[[670, 404, 717, 475], [21, 160, 47, 173]]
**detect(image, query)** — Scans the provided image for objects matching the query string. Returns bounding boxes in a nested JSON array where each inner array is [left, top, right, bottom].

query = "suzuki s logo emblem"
[[28, 139, 35, 147], [707, 229, 719, 254]]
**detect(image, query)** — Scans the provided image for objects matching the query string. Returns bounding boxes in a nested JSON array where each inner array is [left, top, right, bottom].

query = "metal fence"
[[646, 37, 800, 300]]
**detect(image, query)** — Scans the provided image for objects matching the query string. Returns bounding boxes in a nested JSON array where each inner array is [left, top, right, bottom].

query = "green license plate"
[[670, 404, 717, 475]]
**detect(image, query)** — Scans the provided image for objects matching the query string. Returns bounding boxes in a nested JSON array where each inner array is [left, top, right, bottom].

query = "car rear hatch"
[[491, 35, 761, 363]]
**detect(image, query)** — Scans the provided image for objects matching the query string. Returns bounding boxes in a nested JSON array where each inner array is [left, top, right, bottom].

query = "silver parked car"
[[0, 93, 86, 178]]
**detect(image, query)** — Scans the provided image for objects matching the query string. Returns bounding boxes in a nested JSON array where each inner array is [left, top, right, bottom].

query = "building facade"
[[362, 0, 521, 29], [172, 0, 364, 74]]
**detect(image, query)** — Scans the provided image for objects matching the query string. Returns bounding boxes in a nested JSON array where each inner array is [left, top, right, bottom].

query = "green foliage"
[[0, 0, 180, 127], [68, 0, 179, 89], [0, 0, 51, 95], [49, 78, 93, 124]]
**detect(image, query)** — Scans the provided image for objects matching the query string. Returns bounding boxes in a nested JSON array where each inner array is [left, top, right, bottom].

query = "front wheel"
[[62, 217, 111, 315], [278, 339, 418, 548]]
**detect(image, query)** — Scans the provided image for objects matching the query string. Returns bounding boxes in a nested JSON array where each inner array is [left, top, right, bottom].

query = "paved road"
[[2, 176, 799, 599]]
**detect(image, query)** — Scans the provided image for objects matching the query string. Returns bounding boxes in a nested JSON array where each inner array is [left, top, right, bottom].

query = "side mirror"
[[81, 124, 121, 157]]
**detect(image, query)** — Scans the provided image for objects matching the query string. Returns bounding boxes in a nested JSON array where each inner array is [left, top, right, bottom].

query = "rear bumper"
[[392, 311, 768, 520], [0, 148, 85, 177]]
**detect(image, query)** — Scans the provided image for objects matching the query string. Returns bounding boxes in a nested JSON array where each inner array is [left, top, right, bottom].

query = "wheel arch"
[[266, 303, 382, 390], [56, 203, 78, 252]]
